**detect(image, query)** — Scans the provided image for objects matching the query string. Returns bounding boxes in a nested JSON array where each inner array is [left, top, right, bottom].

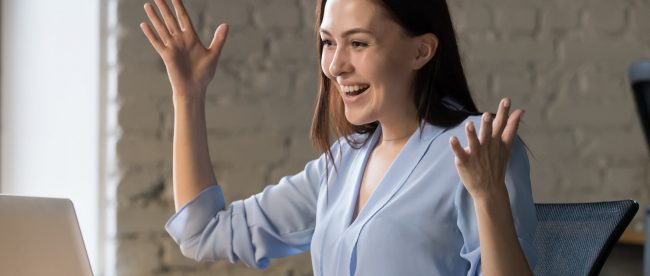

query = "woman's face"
[[320, 0, 419, 126]]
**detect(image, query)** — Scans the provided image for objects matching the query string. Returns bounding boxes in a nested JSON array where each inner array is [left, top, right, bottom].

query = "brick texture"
[[108, 0, 650, 275]]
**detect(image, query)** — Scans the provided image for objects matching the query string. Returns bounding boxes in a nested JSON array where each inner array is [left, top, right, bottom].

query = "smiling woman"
[[313, 0, 478, 159], [141, 0, 536, 275]]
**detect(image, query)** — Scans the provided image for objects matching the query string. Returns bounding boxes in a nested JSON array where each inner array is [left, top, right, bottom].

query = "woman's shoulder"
[[432, 114, 483, 139], [431, 113, 527, 156], [427, 114, 525, 152]]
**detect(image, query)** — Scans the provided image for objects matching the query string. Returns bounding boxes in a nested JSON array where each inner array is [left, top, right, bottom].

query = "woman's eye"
[[352, 41, 368, 48], [321, 40, 333, 47]]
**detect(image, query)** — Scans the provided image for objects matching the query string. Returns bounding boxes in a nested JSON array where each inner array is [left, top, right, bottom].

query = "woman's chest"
[[354, 145, 403, 220], [311, 172, 462, 275]]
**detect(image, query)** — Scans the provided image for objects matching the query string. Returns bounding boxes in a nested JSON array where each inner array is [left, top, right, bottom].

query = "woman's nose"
[[329, 47, 352, 77]]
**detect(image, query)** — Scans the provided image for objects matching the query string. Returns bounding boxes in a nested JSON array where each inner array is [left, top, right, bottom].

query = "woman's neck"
[[376, 115, 420, 148]]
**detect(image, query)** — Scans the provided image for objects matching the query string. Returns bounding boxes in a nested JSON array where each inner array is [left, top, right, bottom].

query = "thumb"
[[209, 23, 229, 55]]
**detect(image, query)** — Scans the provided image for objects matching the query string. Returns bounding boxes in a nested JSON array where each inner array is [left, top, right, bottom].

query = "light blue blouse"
[[165, 115, 537, 276]]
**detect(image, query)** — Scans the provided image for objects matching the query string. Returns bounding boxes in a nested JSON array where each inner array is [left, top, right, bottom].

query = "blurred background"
[[1, 0, 649, 275]]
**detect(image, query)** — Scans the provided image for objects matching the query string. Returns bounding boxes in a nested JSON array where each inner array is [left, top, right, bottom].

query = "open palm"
[[140, 0, 228, 100], [449, 98, 524, 200]]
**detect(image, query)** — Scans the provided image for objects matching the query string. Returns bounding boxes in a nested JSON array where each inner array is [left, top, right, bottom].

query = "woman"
[[140, 0, 537, 275]]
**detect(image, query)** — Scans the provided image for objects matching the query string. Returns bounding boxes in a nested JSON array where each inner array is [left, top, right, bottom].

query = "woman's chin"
[[344, 110, 373, 126]]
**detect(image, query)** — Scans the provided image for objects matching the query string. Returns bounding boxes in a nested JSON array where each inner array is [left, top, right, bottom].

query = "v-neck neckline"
[[346, 123, 420, 228]]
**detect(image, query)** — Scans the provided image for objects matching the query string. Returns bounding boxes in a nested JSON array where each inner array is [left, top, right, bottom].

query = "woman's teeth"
[[341, 84, 370, 96]]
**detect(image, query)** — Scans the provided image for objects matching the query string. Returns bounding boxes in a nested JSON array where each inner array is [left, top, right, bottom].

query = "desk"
[[619, 229, 644, 245]]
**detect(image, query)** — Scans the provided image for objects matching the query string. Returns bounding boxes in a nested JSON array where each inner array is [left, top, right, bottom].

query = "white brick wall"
[[108, 0, 650, 275]]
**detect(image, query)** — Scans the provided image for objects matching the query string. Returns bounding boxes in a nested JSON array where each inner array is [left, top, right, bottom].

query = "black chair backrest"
[[629, 60, 650, 155], [534, 200, 639, 276]]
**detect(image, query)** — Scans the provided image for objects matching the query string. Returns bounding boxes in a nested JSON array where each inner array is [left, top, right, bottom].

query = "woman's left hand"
[[449, 98, 524, 201]]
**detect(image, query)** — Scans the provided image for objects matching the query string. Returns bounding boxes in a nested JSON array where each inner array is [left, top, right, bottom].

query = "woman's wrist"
[[172, 90, 207, 110], [471, 182, 510, 209]]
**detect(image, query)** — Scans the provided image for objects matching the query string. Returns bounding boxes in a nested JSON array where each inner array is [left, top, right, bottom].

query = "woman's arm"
[[142, 2, 325, 266], [473, 185, 533, 275], [140, 0, 228, 210], [173, 97, 217, 211], [450, 98, 533, 275]]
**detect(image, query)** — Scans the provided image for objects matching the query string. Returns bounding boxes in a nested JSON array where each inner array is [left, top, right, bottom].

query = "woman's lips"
[[341, 86, 370, 104]]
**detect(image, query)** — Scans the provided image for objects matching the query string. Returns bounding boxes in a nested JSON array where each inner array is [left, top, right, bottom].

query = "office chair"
[[629, 60, 650, 276], [533, 200, 638, 276], [630, 59, 650, 156]]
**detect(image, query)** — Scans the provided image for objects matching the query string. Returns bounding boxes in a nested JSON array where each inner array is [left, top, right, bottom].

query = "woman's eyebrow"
[[319, 28, 376, 38]]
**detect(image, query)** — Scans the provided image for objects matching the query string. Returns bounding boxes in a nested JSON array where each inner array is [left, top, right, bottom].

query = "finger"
[[209, 24, 229, 56], [449, 136, 469, 162], [144, 3, 171, 43], [154, 0, 181, 34], [478, 112, 492, 145], [466, 121, 480, 154], [171, 0, 194, 32], [502, 109, 524, 150], [492, 98, 511, 138], [140, 22, 165, 52]]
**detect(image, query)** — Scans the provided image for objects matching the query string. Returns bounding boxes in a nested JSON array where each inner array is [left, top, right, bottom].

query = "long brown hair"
[[310, 0, 480, 168]]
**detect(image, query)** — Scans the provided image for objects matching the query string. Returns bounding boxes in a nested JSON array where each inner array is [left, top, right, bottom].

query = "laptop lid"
[[0, 195, 93, 276]]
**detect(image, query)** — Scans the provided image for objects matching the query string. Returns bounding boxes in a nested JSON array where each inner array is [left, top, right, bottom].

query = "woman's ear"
[[412, 33, 438, 70]]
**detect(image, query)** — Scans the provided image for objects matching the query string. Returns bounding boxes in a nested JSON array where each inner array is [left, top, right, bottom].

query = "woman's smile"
[[340, 84, 371, 104]]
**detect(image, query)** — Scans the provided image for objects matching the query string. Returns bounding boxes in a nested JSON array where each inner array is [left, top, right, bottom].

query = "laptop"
[[0, 195, 93, 276]]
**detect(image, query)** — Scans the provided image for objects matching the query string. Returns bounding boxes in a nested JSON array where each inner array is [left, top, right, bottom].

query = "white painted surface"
[[1, 0, 100, 274]]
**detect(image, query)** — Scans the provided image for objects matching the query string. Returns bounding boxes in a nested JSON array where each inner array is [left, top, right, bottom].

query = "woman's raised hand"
[[140, 0, 228, 102], [449, 98, 525, 201]]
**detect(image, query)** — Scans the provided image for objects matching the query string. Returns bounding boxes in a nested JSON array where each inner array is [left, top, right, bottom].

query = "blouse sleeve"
[[164, 153, 327, 269], [454, 135, 538, 275]]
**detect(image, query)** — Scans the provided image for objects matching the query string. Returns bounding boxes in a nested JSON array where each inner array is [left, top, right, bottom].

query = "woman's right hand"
[[140, 0, 228, 103]]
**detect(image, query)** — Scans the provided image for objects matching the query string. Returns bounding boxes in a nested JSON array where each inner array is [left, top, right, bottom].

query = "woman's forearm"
[[172, 95, 218, 211], [474, 186, 532, 276], [140, 0, 229, 211]]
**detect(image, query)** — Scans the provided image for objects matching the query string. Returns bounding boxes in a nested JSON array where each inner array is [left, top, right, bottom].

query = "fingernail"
[[483, 113, 491, 122], [503, 98, 510, 108]]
